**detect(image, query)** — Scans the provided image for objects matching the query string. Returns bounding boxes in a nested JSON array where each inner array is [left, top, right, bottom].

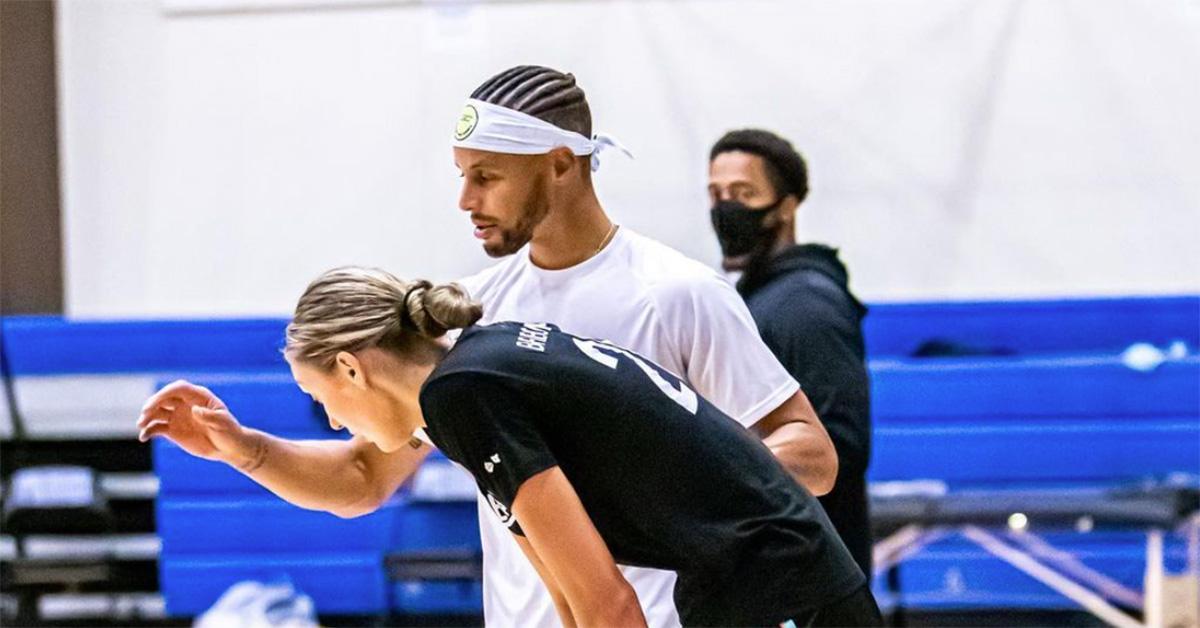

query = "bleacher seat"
[[869, 355, 1199, 484], [863, 297, 1199, 615]]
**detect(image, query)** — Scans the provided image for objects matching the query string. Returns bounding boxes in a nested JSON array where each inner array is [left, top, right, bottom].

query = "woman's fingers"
[[139, 379, 227, 428], [136, 412, 154, 431], [138, 419, 171, 442], [138, 401, 194, 428], [137, 409, 175, 430], [141, 380, 214, 413]]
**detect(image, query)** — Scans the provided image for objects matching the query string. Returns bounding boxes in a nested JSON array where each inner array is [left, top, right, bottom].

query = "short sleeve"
[[652, 274, 800, 429], [420, 372, 558, 534]]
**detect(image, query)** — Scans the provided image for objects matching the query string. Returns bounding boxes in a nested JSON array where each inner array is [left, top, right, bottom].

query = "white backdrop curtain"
[[55, 0, 1200, 316]]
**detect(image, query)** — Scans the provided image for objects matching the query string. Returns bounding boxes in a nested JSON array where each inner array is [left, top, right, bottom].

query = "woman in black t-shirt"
[[139, 267, 881, 627]]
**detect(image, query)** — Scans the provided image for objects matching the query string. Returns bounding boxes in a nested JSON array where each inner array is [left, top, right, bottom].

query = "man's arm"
[[653, 276, 838, 494], [511, 467, 646, 628], [750, 389, 838, 496]]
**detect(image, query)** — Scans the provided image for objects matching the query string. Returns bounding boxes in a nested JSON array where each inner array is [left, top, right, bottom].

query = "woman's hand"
[[137, 380, 262, 470]]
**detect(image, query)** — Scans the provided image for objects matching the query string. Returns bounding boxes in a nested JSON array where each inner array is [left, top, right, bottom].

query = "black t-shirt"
[[420, 322, 865, 626]]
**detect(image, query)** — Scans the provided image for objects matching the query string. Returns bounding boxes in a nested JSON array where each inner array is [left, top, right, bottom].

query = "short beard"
[[483, 174, 551, 258]]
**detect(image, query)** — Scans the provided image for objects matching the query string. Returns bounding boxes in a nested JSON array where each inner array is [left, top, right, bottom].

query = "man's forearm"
[[230, 429, 424, 517], [753, 391, 839, 495], [763, 422, 838, 496]]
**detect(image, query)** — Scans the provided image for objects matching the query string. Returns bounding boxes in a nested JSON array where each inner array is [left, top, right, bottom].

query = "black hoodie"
[[738, 243, 873, 578]]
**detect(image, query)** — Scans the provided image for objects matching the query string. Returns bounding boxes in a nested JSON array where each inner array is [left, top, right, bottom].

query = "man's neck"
[[527, 191, 613, 270]]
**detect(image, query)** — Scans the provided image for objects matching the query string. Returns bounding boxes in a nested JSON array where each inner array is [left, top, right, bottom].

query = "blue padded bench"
[[160, 553, 388, 614], [869, 355, 1200, 484], [156, 494, 480, 615], [863, 296, 1199, 357], [2, 317, 289, 376], [158, 496, 478, 555]]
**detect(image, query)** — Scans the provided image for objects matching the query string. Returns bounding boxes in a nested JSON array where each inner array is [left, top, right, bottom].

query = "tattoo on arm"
[[238, 436, 268, 474]]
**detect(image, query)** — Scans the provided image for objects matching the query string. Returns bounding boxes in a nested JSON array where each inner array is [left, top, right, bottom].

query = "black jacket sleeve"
[[757, 273, 871, 475]]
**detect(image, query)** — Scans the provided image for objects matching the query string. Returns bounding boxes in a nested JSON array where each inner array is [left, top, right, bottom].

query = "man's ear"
[[782, 193, 802, 217], [772, 194, 801, 233], [548, 146, 579, 180], [335, 351, 366, 389]]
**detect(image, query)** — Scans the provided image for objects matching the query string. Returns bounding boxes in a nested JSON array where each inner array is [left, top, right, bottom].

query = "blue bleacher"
[[874, 532, 1191, 610], [869, 355, 1199, 483], [2, 317, 289, 376], [4, 295, 1198, 618], [159, 553, 390, 614], [862, 296, 1199, 356], [862, 297, 1199, 613]]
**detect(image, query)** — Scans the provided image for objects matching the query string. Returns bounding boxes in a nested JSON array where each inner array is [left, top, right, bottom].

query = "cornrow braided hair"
[[471, 65, 593, 138]]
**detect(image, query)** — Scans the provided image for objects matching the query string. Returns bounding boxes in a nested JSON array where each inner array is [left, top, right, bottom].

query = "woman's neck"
[[374, 353, 439, 436]]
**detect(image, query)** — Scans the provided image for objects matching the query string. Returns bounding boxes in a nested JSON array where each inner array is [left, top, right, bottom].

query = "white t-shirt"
[[457, 227, 800, 628]]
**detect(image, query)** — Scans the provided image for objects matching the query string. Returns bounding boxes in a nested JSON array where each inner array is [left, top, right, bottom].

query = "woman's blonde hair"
[[285, 266, 483, 369]]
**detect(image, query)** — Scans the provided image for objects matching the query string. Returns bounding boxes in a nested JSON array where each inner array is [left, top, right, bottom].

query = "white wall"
[[56, 0, 1200, 317]]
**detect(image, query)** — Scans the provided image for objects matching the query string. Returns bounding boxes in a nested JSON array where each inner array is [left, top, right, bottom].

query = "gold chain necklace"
[[595, 222, 618, 256]]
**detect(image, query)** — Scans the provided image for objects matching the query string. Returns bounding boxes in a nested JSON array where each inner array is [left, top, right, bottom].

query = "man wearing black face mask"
[[708, 129, 874, 579]]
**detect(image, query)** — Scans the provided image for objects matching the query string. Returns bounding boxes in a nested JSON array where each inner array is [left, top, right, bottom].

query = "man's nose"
[[328, 416, 343, 431], [458, 183, 475, 212]]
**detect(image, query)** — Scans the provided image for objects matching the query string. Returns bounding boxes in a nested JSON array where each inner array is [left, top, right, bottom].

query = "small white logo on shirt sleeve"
[[486, 492, 516, 527], [484, 453, 501, 473]]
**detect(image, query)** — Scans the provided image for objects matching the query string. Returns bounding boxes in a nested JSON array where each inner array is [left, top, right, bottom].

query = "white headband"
[[452, 98, 632, 172]]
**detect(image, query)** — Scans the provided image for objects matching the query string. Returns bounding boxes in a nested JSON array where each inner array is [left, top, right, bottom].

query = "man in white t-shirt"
[[136, 65, 838, 628], [451, 65, 837, 627]]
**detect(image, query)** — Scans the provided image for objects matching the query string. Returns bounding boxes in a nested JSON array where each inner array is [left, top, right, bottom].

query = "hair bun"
[[406, 281, 483, 338]]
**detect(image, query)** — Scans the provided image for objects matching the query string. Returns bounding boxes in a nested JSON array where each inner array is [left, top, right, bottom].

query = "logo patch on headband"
[[455, 104, 479, 141]]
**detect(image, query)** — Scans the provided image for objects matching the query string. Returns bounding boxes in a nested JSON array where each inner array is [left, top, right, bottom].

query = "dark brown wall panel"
[[1, 0, 64, 315]]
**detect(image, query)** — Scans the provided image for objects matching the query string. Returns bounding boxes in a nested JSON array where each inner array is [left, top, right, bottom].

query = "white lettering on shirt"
[[515, 322, 551, 352]]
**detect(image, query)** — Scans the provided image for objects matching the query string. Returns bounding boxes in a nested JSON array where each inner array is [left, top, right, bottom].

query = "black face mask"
[[710, 198, 780, 257]]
